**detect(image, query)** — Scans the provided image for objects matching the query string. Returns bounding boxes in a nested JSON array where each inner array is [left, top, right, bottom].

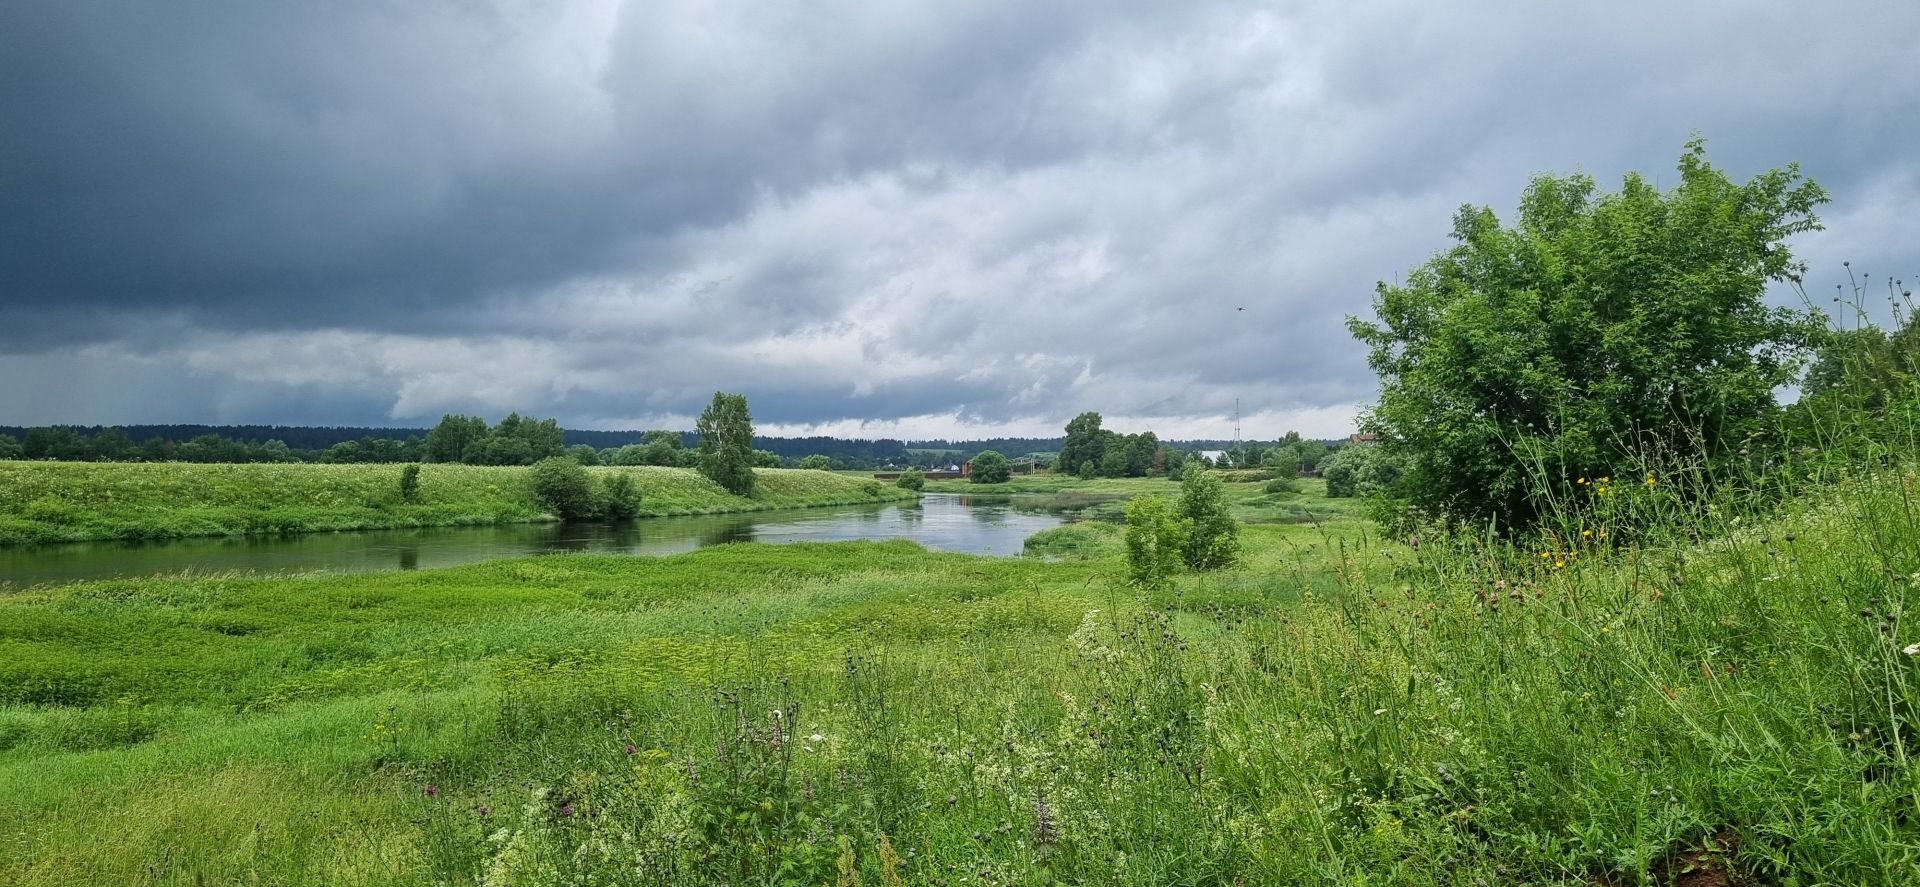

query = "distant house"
[[1195, 450, 1229, 466], [1347, 433, 1378, 444]]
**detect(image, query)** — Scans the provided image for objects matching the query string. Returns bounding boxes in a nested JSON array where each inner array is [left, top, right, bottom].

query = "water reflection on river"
[[0, 494, 1069, 585]]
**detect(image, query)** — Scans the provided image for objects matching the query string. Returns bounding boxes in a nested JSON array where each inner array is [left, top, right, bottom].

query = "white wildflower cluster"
[[1068, 609, 1125, 665]]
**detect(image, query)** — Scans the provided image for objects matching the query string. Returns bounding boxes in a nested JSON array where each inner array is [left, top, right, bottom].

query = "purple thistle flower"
[[557, 804, 575, 817], [423, 784, 438, 797], [624, 743, 637, 755], [475, 805, 491, 817]]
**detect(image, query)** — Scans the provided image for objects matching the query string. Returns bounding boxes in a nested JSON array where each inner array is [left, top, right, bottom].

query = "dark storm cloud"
[[3, 0, 1918, 435]]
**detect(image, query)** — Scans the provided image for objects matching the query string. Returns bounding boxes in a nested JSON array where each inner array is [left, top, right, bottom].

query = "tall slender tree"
[[696, 391, 757, 495]]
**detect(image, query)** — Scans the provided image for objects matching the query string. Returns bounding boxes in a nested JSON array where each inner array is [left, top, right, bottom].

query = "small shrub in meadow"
[[398, 464, 422, 504], [1177, 467, 1237, 569], [1123, 495, 1184, 587], [1263, 476, 1300, 495], [599, 472, 641, 519]]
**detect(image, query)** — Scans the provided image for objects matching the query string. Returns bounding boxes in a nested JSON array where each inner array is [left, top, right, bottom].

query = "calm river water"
[[0, 494, 1068, 586]]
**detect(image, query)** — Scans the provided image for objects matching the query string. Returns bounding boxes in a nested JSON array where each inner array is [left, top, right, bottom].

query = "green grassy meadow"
[[4, 471, 1917, 884], [0, 462, 915, 545]]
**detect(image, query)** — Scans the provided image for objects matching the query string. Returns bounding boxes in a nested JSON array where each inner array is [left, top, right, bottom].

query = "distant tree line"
[[1054, 412, 1333, 480], [0, 425, 426, 464], [422, 413, 567, 465], [0, 424, 429, 453], [1215, 434, 1334, 477], [0, 419, 1341, 471], [905, 437, 1065, 460]]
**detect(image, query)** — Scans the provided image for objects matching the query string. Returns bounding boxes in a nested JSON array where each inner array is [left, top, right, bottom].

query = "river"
[[0, 493, 1071, 586]]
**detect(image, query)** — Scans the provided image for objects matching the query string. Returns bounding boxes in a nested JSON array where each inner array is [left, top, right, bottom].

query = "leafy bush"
[[1177, 468, 1238, 570], [530, 457, 597, 520], [894, 468, 924, 491], [1263, 476, 1300, 495], [797, 455, 833, 471], [398, 464, 422, 504], [1349, 140, 1826, 530], [1320, 445, 1404, 498], [968, 450, 1012, 484], [1123, 495, 1185, 587], [600, 472, 641, 519]]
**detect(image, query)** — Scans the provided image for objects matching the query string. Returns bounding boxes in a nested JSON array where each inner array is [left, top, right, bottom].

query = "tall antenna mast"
[[1233, 398, 1241, 447]]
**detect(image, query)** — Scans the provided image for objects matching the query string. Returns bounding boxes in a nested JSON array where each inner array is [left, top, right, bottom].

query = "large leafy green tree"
[[424, 414, 488, 463], [1320, 444, 1404, 499], [968, 450, 1012, 484], [696, 392, 757, 496], [1057, 412, 1107, 477], [1348, 140, 1827, 529]]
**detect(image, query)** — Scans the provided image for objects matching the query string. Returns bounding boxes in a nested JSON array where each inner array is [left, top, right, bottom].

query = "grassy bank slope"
[[0, 462, 915, 545], [3, 472, 1917, 883]]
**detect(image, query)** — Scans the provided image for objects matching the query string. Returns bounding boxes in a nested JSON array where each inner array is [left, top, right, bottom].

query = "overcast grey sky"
[[3, 1, 1917, 439]]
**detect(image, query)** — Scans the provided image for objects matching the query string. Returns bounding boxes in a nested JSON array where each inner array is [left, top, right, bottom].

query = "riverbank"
[[4, 474, 1917, 882], [931, 471, 1362, 525], [0, 461, 916, 545]]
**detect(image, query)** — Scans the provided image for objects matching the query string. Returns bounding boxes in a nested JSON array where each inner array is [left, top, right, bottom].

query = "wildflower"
[[624, 743, 637, 755], [476, 805, 491, 817], [1905, 642, 1920, 656], [1373, 708, 1388, 716], [1581, 529, 1592, 538], [557, 804, 575, 817], [423, 784, 438, 797], [1555, 560, 1566, 569], [1408, 535, 1420, 549], [1494, 579, 1508, 590], [1033, 792, 1059, 847]]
